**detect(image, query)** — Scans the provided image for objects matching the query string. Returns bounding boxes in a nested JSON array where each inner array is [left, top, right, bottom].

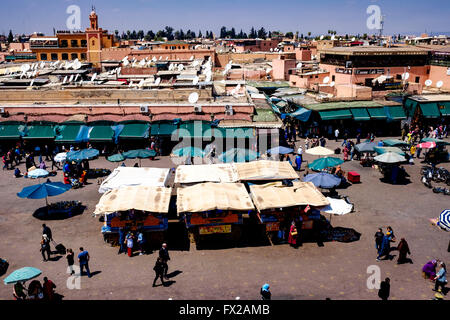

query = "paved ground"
[[0, 136, 449, 300]]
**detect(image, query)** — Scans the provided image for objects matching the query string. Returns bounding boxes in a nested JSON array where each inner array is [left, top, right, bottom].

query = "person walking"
[[295, 154, 302, 172], [159, 243, 170, 278], [125, 232, 134, 257], [378, 278, 390, 300], [377, 234, 390, 261], [433, 262, 447, 293], [42, 277, 56, 301], [66, 248, 75, 275], [42, 224, 52, 241], [288, 221, 298, 249], [78, 247, 91, 278], [152, 257, 166, 287], [40, 235, 51, 262], [137, 230, 146, 255], [334, 128, 339, 142], [260, 283, 271, 300], [374, 228, 384, 255], [397, 238, 411, 264], [118, 227, 126, 255]]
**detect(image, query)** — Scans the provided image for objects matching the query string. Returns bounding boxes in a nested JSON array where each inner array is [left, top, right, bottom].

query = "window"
[[40, 53, 48, 60], [332, 75, 335, 81], [396, 74, 402, 80], [51, 53, 58, 61], [71, 40, 78, 47], [81, 40, 87, 47], [71, 53, 78, 60], [60, 40, 68, 47], [80, 53, 87, 60], [61, 53, 69, 60], [415, 76, 420, 83]]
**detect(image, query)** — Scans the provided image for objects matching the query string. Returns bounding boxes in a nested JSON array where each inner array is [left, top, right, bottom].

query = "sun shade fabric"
[[318, 109, 352, 120], [249, 181, 329, 212], [99, 167, 170, 193], [382, 139, 409, 147], [55, 125, 81, 143], [419, 103, 440, 118], [177, 182, 255, 213], [175, 164, 238, 184], [438, 102, 450, 116], [25, 125, 55, 139], [119, 123, 150, 139], [385, 106, 406, 120], [233, 160, 298, 181], [178, 122, 212, 139], [150, 123, 177, 136], [89, 125, 114, 141], [305, 146, 334, 156], [0, 124, 22, 139], [367, 107, 387, 119], [215, 127, 255, 139], [350, 108, 370, 121], [94, 186, 172, 215]]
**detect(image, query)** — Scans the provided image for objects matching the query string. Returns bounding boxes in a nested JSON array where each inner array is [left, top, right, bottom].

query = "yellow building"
[[30, 9, 117, 67]]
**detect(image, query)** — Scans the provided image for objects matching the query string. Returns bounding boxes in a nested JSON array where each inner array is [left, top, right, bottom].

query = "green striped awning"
[[367, 107, 387, 119], [0, 124, 22, 140], [55, 125, 81, 143], [119, 123, 150, 139], [178, 122, 212, 139], [385, 106, 406, 120], [89, 125, 114, 142], [215, 127, 256, 139], [438, 102, 450, 116], [318, 109, 352, 120], [150, 123, 177, 136], [350, 108, 370, 121], [419, 103, 440, 118], [25, 125, 55, 139]]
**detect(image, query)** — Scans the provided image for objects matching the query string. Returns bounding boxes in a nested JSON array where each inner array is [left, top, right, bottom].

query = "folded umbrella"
[[303, 172, 341, 189], [107, 153, 126, 162], [308, 157, 344, 171], [382, 139, 409, 147], [305, 146, 334, 156], [4, 267, 42, 284]]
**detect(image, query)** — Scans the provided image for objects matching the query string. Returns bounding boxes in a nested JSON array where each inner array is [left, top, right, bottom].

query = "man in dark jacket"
[[153, 257, 166, 287], [159, 243, 170, 278], [378, 278, 390, 300], [42, 224, 52, 241], [374, 228, 383, 255]]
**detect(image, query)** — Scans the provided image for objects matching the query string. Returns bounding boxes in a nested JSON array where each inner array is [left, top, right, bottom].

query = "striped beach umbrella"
[[438, 209, 450, 231]]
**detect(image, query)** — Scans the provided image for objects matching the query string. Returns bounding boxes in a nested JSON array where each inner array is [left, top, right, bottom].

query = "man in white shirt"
[[297, 146, 303, 155], [334, 129, 339, 142]]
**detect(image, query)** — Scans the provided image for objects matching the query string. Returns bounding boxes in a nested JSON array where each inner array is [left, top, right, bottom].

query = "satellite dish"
[[320, 35, 324, 40], [323, 76, 330, 84], [139, 59, 146, 67], [138, 79, 144, 87], [178, 64, 184, 71], [192, 60, 199, 67], [159, 56, 162, 60], [62, 76, 68, 84], [331, 35, 336, 40], [91, 73, 97, 82], [330, 81, 335, 87], [296, 62, 303, 69], [425, 79, 432, 87], [352, 37, 356, 41], [123, 59, 129, 67], [266, 68, 272, 74], [205, 74, 212, 82], [122, 56, 129, 62], [152, 56, 157, 62], [192, 76, 199, 85], [166, 56, 169, 60], [74, 74, 80, 82], [154, 77, 161, 85], [188, 92, 199, 104], [29, 79, 35, 87], [190, 55, 194, 60], [117, 67, 121, 74], [21, 64, 31, 73], [69, 74, 74, 83], [402, 72, 410, 80], [436, 80, 443, 88]]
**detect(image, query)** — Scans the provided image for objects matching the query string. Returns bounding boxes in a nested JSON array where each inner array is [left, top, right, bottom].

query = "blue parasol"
[[303, 172, 341, 189], [4, 267, 42, 284]]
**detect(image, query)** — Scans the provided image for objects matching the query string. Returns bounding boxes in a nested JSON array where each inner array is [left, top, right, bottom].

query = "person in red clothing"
[[43, 277, 56, 301], [288, 221, 298, 248]]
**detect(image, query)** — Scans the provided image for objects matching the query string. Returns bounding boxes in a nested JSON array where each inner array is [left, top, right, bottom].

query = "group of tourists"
[[118, 227, 147, 257], [13, 276, 57, 301]]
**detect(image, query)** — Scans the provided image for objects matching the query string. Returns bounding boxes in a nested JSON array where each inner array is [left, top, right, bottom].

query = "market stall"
[[94, 185, 172, 246], [98, 167, 171, 193], [249, 181, 329, 243], [233, 160, 299, 181], [177, 182, 255, 245], [174, 163, 238, 185]]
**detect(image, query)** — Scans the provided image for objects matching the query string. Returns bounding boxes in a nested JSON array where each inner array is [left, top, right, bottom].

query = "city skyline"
[[1, 0, 449, 37]]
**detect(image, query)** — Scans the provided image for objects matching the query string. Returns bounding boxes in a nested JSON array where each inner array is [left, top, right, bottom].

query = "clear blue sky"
[[1, 0, 449, 36]]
